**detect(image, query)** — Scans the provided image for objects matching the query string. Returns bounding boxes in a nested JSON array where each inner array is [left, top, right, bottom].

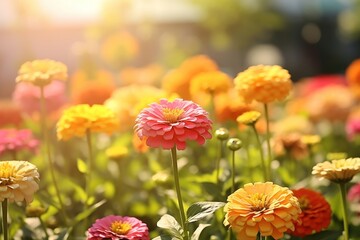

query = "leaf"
[[191, 223, 211, 240], [77, 158, 87, 173], [152, 235, 181, 240], [187, 202, 225, 223], [157, 214, 183, 239], [73, 199, 106, 224], [303, 230, 342, 240]]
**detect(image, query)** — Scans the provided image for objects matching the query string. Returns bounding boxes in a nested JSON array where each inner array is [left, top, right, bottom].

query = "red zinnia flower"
[[135, 98, 212, 150], [289, 188, 332, 237], [87, 215, 149, 240]]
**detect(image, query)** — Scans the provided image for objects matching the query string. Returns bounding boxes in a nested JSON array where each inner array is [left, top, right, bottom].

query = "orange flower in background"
[[0, 100, 23, 128], [346, 59, 360, 98], [224, 182, 301, 240], [132, 135, 149, 153], [190, 71, 232, 96], [16, 59, 67, 87], [234, 65, 292, 104], [273, 115, 314, 135], [72, 83, 115, 105], [273, 133, 308, 160], [312, 158, 360, 183], [119, 64, 164, 86], [289, 188, 331, 237], [100, 31, 139, 67], [215, 90, 253, 123], [162, 55, 218, 100], [56, 104, 119, 141], [105, 85, 175, 132]]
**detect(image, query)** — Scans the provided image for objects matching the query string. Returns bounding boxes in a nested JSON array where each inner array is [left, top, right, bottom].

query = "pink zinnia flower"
[[87, 215, 150, 240], [12, 81, 67, 115], [135, 98, 212, 150], [0, 129, 39, 156], [348, 183, 360, 202], [346, 118, 360, 140]]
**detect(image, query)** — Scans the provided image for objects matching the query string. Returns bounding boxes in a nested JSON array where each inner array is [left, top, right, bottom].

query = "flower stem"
[[251, 125, 268, 181], [85, 129, 93, 207], [38, 216, 49, 240], [170, 147, 189, 240], [339, 183, 349, 240], [263, 103, 272, 181], [39, 86, 67, 224], [2, 199, 8, 240], [216, 140, 225, 184], [231, 150, 236, 193]]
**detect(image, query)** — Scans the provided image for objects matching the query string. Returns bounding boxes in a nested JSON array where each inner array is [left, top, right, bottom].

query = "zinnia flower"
[[234, 65, 292, 104], [346, 106, 360, 140], [273, 133, 308, 160], [224, 182, 301, 240], [87, 215, 149, 240], [237, 111, 261, 126], [72, 83, 115, 105], [56, 104, 119, 141], [346, 58, 360, 98], [289, 188, 331, 237], [0, 129, 39, 157], [312, 158, 360, 183], [190, 70, 232, 97], [348, 182, 360, 202], [135, 98, 212, 150], [0, 161, 40, 204], [0, 100, 23, 128], [16, 59, 67, 87]]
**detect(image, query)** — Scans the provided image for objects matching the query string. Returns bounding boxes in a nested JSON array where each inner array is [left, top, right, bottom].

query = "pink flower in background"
[[348, 183, 360, 202], [346, 118, 360, 140], [297, 74, 347, 97], [12, 81, 67, 115], [135, 98, 212, 150], [87, 215, 149, 240], [0, 129, 39, 156]]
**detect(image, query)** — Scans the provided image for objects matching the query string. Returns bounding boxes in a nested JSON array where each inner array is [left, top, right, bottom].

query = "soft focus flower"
[[224, 182, 301, 240], [16, 59, 67, 87], [162, 55, 218, 99], [72, 83, 115, 105], [132, 135, 149, 153], [0, 129, 39, 156], [301, 134, 321, 146], [273, 115, 314, 135], [346, 106, 360, 140], [119, 64, 164, 86], [312, 158, 360, 183], [135, 98, 212, 150], [100, 31, 139, 67], [237, 111, 261, 126], [234, 65, 292, 104], [0, 161, 40, 204], [56, 104, 119, 141], [214, 89, 254, 123], [106, 145, 129, 161], [190, 70, 232, 97], [273, 133, 308, 160], [0, 100, 23, 127], [289, 188, 331, 237], [346, 58, 360, 98], [348, 183, 360, 202], [87, 215, 149, 240], [12, 81, 67, 115], [296, 75, 347, 97], [105, 85, 175, 132]]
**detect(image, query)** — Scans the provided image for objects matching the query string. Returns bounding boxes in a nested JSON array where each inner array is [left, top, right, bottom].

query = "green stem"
[[170, 147, 189, 240], [231, 150, 235, 193], [216, 140, 224, 184], [11, 151, 17, 160], [2, 199, 8, 240], [39, 86, 67, 224], [85, 129, 93, 207], [38, 216, 49, 240], [339, 183, 349, 240], [263, 103, 272, 181], [251, 125, 268, 181]]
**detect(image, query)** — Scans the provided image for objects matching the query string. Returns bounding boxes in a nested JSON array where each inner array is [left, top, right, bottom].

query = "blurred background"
[[1, 0, 360, 98]]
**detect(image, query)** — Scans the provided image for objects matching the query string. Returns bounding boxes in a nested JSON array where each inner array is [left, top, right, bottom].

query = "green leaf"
[[157, 214, 183, 239], [191, 223, 211, 240], [187, 202, 225, 223], [303, 230, 342, 240], [73, 199, 106, 224], [77, 158, 87, 173], [152, 235, 181, 240]]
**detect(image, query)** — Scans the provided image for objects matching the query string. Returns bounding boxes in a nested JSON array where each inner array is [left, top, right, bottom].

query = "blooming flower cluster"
[[0, 129, 39, 156]]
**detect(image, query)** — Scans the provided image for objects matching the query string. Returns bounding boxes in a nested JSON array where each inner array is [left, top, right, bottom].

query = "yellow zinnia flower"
[[236, 110, 261, 126], [312, 158, 360, 183], [234, 65, 292, 104], [16, 59, 67, 87], [0, 161, 40, 204], [190, 71, 232, 96], [224, 182, 301, 240], [56, 104, 119, 141]]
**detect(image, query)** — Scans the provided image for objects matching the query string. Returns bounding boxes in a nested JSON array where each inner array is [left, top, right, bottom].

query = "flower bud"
[[227, 138, 242, 151], [215, 128, 229, 141]]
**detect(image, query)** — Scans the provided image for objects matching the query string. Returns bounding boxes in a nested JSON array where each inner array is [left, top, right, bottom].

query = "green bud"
[[227, 138, 242, 151], [215, 128, 229, 141]]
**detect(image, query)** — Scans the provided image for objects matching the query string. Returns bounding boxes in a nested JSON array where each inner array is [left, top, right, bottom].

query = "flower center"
[[0, 163, 15, 186], [110, 221, 132, 235], [162, 108, 184, 123], [298, 196, 309, 210], [249, 193, 269, 211]]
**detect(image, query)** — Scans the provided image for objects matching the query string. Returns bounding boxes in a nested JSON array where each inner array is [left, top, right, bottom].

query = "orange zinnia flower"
[[224, 182, 301, 240], [234, 65, 292, 104], [0, 100, 23, 128], [289, 188, 331, 237], [346, 59, 360, 98]]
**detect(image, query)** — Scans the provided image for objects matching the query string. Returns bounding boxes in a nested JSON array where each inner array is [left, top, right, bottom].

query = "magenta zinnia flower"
[[135, 98, 212, 150], [0, 129, 39, 156], [87, 215, 150, 240], [348, 183, 360, 202]]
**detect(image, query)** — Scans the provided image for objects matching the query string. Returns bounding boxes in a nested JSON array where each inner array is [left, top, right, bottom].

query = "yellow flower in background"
[[16, 59, 67, 87], [56, 104, 119, 141], [301, 134, 321, 146], [106, 145, 129, 161], [234, 65, 292, 104], [236, 110, 261, 126], [190, 71, 232, 96], [0, 161, 40, 204], [273, 115, 314, 135], [312, 158, 360, 183], [224, 182, 301, 240]]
